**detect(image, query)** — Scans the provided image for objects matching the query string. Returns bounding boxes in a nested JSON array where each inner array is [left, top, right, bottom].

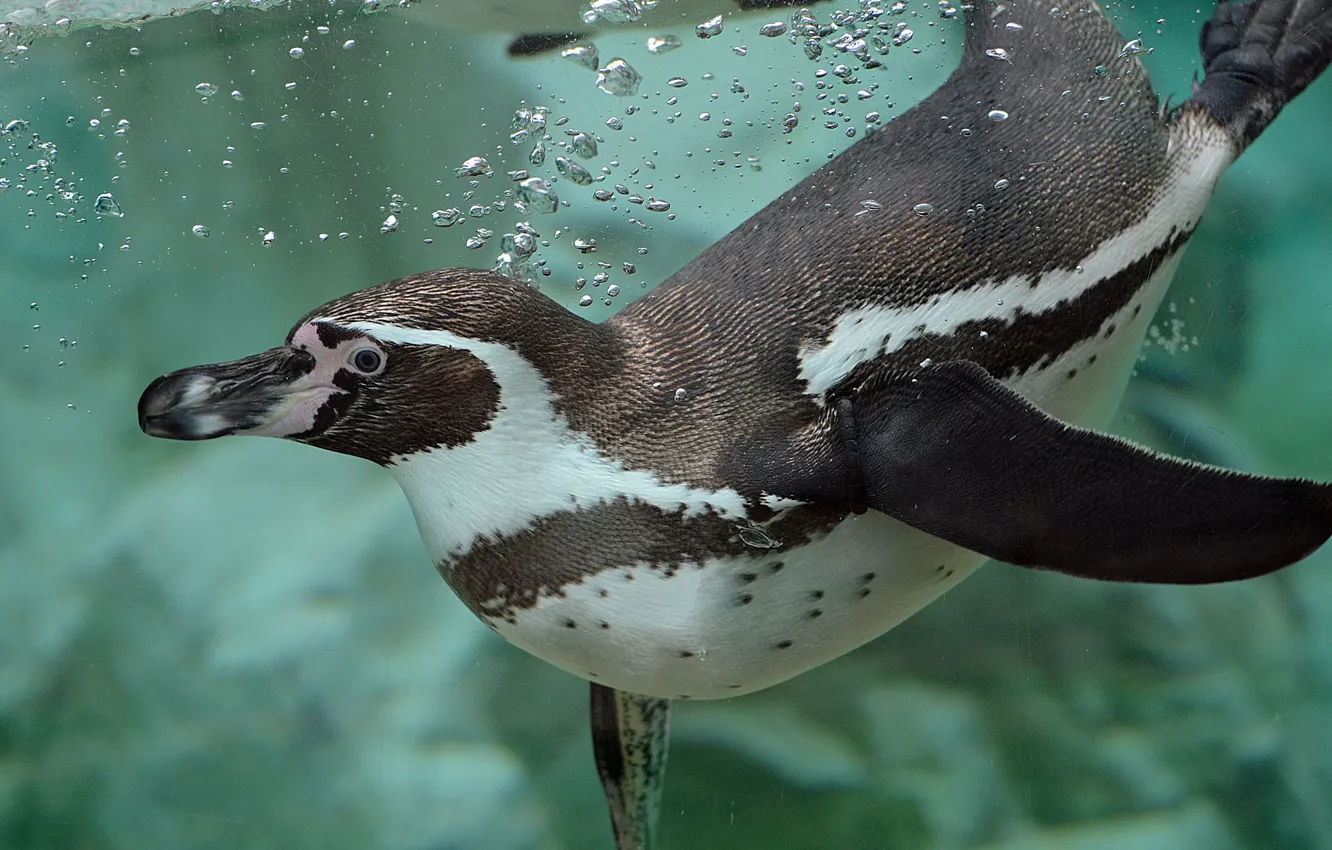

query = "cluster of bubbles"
[[421, 91, 671, 301], [429, 0, 961, 302], [0, 118, 121, 232]]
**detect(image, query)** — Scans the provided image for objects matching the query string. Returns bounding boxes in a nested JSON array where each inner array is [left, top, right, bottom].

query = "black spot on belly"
[[775, 640, 794, 650], [1104, 323, 1117, 338], [809, 589, 825, 600], [858, 587, 872, 599], [740, 572, 759, 584], [1133, 304, 1143, 317], [808, 608, 824, 619], [771, 562, 786, 574], [679, 650, 695, 658], [1065, 369, 1078, 380], [1088, 354, 1098, 365], [564, 618, 578, 629], [597, 589, 610, 598], [599, 621, 611, 630], [861, 572, 876, 583], [736, 593, 755, 606], [727, 684, 743, 690]]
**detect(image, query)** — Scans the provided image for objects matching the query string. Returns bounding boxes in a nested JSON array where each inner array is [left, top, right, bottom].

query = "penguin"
[[138, 0, 1332, 847]]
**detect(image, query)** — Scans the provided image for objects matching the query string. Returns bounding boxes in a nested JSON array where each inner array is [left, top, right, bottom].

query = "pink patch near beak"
[[242, 322, 361, 438]]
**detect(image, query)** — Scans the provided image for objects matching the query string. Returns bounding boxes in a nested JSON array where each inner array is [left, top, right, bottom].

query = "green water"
[[3, 1, 1332, 848]]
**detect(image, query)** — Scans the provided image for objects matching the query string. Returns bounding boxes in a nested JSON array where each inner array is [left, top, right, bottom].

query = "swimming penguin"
[[138, 0, 1332, 846]]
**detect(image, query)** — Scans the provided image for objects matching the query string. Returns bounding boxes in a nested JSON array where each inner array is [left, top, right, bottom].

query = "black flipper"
[[590, 683, 671, 850], [1192, 0, 1332, 148], [844, 361, 1332, 584]]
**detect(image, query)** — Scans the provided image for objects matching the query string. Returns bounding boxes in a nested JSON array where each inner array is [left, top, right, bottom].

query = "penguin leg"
[[839, 361, 1332, 584], [590, 683, 672, 850]]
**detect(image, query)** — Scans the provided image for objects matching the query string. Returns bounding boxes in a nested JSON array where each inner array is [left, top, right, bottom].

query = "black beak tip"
[[138, 374, 170, 434]]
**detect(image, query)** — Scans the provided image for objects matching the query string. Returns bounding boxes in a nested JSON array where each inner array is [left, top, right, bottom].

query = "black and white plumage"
[[138, 0, 1332, 847]]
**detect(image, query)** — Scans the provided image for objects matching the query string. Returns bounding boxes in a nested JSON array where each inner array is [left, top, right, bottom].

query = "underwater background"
[[3, 0, 1332, 848]]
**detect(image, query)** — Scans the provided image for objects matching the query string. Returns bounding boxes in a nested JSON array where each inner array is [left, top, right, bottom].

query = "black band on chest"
[[835, 396, 868, 516]]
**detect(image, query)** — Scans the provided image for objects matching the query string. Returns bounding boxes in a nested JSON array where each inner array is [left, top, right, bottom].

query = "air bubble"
[[696, 14, 724, 38], [516, 177, 559, 214], [556, 156, 595, 185], [432, 208, 462, 227], [584, 0, 644, 24], [646, 35, 681, 54], [597, 59, 643, 96], [93, 193, 123, 217], [570, 132, 598, 159], [562, 44, 600, 70], [1117, 38, 1145, 59], [455, 156, 493, 177]]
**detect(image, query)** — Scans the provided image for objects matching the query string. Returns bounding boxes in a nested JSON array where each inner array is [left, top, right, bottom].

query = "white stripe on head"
[[344, 321, 749, 563]]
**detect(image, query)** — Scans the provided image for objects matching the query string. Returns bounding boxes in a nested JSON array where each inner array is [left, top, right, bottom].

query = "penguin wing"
[[838, 360, 1332, 584]]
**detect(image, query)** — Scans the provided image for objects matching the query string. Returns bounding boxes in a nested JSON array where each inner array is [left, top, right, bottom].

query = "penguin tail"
[[1190, 0, 1332, 149]]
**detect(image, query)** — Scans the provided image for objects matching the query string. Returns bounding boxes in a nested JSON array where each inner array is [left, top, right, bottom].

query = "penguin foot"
[[1191, 0, 1332, 148], [591, 684, 671, 850]]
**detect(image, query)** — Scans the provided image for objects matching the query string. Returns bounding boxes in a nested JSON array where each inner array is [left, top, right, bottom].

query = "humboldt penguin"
[[138, 0, 1332, 846]]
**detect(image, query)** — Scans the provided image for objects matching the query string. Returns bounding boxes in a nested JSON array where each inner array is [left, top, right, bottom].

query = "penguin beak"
[[138, 346, 319, 440]]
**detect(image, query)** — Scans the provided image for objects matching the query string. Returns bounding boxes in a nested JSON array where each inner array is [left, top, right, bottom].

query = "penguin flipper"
[[506, 33, 587, 57], [591, 683, 671, 850], [842, 361, 1332, 584], [1191, 0, 1332, 149]]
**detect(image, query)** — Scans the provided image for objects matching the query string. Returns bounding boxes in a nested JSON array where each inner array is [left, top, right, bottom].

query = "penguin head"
[[137, 269, 528, 465]]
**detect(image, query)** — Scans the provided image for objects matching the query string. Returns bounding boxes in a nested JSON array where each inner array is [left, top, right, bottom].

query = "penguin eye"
[[350, 347, 384, 375]]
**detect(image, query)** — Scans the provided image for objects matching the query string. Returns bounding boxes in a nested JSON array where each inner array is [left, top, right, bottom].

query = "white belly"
[[493, 511, 984, 700]]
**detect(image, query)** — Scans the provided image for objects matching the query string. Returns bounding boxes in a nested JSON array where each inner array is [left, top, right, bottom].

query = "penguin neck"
[[379, 287, 641, 566]]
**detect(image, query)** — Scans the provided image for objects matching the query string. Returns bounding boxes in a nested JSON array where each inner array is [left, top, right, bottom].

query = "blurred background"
[[3, 0, 1332, 848]]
